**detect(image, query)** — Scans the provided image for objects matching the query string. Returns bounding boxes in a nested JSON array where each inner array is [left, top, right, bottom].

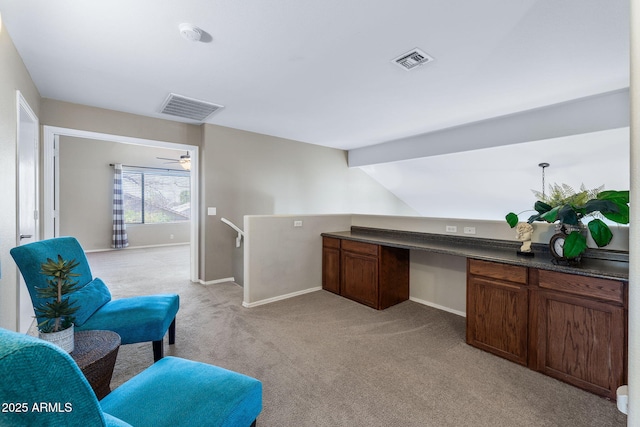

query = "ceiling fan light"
[[179, 158, 191, 170]]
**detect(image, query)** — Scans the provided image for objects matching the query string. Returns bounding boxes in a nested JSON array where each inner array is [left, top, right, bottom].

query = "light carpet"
[[87, 246, 627, 427]]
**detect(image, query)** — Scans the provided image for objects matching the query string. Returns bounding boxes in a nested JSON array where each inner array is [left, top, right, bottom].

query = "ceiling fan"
[[157, 152, 191, 170]]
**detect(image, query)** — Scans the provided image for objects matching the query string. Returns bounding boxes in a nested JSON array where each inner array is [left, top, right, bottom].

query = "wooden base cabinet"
[[467, 259, 627, 400], [341, 241, 380, 307], [466, 259, 529, 366], [529, 269, 626, 400], [322, 237, 409, 310]]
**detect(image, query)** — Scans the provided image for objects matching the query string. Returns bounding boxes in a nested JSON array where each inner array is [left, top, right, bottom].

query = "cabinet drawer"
[[323, 236, 341, 249], [341, 240, 379, 256], [537, 269, 624, 304], [468, 259, 527, 285]]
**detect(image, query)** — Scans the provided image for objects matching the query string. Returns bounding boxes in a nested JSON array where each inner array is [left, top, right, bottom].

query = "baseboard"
[[85, 242, 190, 253], [199, 277, 236, 286], [242, 286, 322, 308], [409, 296, 466, 317]]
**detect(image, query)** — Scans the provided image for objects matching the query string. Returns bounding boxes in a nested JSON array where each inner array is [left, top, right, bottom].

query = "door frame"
[[16, 90, 39, 332], [42, 126, 200, 282]]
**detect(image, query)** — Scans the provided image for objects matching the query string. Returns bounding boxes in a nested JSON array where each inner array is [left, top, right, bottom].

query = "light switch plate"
[[208, 207, 217, 216]]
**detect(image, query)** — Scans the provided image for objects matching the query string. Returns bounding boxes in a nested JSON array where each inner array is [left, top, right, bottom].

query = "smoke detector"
[[179, 23, 202, 42], [160, 93, 224, 121], [392, 48, 434, 71]]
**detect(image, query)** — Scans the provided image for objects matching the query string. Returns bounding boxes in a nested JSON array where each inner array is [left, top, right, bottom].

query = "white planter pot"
[[39, 324, 74, 353]]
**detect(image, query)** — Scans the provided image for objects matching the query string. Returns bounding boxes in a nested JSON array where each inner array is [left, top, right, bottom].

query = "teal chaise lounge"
[[10, 237, 179, 361], [0, 328, 262, 426]]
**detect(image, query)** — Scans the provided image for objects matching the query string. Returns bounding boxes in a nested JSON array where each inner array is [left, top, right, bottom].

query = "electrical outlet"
[[464, 227, 476, 235], [170, 234, 174, 239], [294, 220, 303, 227], [446, 225, 457, 233]]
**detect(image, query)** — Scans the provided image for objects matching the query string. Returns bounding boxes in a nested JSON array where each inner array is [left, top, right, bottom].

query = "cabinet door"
[[322, 238, 341, 294], [341, 251, 378, 308], [531, 289, 625, 400], [466, 275, 529, 365], [322, 247, 341, 294]]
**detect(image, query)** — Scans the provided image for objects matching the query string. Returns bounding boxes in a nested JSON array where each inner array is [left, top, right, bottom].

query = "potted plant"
[[34, 254, 81, 352], [506, 183, 629, 261]]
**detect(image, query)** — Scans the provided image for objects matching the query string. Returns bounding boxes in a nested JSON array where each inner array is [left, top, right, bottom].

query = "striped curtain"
[[111, 163, 129, 249]]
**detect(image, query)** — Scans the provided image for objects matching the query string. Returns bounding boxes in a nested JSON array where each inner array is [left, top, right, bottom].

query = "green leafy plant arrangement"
[[34, 255, 81, 333], [506, 183, 630, 259]]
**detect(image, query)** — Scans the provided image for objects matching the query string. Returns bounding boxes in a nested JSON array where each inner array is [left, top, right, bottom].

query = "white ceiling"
[[0, 0, 630, 151]]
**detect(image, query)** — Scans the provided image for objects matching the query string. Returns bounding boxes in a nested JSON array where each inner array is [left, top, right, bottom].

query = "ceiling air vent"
[[160, 93, 224, 121], [392, 48, 434, 71]]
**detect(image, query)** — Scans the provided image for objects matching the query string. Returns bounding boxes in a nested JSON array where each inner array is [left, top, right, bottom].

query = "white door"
[[16, 92, 39, 333]]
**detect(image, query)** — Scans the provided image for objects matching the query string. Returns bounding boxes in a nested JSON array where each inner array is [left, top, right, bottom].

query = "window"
[[122, 168, 190, 224]]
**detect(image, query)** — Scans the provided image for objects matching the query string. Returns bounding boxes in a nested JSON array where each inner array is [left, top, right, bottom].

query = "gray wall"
[[242, 214, 474, 312], [41, 99, 202, 147], [200, 124, 417, 284], [59, 136, 190, 251], [40, 101, 416, 285], [0, 25, 41, 330], [242, 212, 629, 311]]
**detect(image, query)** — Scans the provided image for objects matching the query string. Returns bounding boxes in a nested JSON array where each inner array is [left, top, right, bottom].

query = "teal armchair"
[[10, 237, 179, 361], [0, 328, 262, 426]]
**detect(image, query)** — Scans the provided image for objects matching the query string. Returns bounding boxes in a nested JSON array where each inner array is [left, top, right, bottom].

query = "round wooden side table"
[[70, 330, 121, 400]]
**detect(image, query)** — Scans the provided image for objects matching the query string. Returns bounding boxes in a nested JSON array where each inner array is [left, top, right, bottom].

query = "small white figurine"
[[515, 222, 534, 253]]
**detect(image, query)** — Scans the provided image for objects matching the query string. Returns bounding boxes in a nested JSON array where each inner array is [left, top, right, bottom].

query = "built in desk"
[[321, 226, 628, 281], [321, 226, 629, 400]]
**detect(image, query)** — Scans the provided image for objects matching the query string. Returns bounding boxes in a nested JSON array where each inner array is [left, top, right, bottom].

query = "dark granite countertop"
[[322, 226, 629, 281]]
